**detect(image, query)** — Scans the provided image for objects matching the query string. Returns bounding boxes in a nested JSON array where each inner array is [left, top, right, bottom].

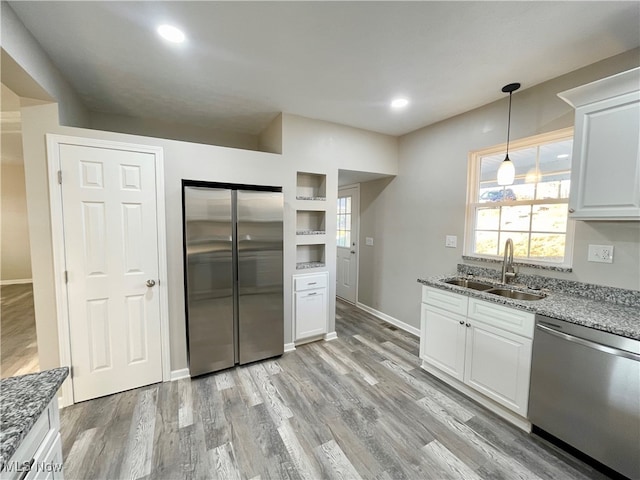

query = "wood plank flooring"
[[59, 300, 609, 479], [1, 283, 39, 378]]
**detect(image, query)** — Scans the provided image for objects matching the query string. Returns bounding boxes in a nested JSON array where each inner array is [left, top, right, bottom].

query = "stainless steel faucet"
[[502, 238, 516, 284]]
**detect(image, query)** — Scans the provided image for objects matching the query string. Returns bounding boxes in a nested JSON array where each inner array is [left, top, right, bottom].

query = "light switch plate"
[[365, 237, 374, 246], [445, 235, 457, 248], [588, 244, 614, 263]]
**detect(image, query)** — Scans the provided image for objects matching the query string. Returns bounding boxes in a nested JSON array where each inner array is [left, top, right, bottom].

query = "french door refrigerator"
[[183, 181, 284, 376]]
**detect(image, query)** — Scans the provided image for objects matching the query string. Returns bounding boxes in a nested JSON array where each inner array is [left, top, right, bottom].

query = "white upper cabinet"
[[559, 67, 640, 220]]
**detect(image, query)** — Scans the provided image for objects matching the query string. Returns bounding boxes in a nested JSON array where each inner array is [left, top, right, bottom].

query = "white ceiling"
[[7, 1, 640, 137]]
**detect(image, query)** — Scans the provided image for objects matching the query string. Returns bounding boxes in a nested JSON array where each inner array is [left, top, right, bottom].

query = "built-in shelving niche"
[[296, 244, 326, 270], [296, 172, 326, 200], [296, 210, 326, 236]]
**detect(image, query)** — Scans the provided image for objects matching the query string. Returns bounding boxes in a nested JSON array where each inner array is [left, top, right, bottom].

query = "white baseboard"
[[355, 302, 420, 337], [170, 368, 190, 381], [284, 343, 296, 353], [323, 331, 337, 341], [0, 278, 33, 286]]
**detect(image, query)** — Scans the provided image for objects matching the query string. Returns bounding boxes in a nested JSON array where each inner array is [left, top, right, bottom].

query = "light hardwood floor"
[[59, 300, 608, 480], [0, 283, 39, 378]]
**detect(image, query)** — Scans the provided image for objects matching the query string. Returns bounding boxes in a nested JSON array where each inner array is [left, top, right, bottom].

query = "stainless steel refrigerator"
[[182, 181, 284, 376]]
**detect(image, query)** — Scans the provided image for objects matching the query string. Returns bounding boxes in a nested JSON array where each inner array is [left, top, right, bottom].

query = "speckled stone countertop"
[[296, 261, 326, 270], [0, 367, 69, 465], [418, 268, 639, 340]]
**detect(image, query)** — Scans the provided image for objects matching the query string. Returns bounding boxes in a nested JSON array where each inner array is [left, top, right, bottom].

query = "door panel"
[[420, 304, 466, 381], [184, 187, 234, 376], [464, 323, 532, 415], [237, 189, 284, 364], [125, 294, 147, 363], [337, 186, 358, 303], [295, 290, 327, 339], [60, 144, 162, 402]]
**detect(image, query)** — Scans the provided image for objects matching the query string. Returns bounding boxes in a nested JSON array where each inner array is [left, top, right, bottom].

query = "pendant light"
[[497, 82, 521, 186]]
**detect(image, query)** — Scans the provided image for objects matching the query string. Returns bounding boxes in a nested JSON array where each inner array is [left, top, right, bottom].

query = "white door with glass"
[[336, 185, 359, 303], [59, 143, 163, 402]]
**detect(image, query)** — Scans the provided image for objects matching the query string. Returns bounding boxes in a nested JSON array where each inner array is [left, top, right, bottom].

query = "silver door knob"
[[568, 208, 575, 213], [146, 279, 156, 287]]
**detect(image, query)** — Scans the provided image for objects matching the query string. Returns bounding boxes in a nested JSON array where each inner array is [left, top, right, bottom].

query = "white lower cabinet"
[[2, 398, 64, 480], [294, 272, 328, 341], [420, 286, 534, 426], [420, 303, 466, 382], [463, 322, 532, 417]]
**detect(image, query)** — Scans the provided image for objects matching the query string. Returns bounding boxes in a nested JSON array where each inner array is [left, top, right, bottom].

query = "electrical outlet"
[[445, 235, 457, 248], [365, 237, 374, 246], [588, 244, 614, 263]]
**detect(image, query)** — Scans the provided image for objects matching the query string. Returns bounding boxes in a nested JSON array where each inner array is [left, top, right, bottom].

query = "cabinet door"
[[295, 289, 327, 340], [420, 304, 466, 381], [464, 322, 532, 416], [570, 91, 640, 219], [28, 433, 63, 480]]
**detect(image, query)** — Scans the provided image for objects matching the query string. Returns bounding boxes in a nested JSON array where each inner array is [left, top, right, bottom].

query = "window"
[[336, 196, 352, 247], [465, 128, 574, 266]]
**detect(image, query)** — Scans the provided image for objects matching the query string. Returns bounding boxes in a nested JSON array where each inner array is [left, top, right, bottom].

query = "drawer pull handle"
[[307, 292, 317, 296], [308, 282, 317, 285], [18, 459, 35, 480], [466, 323, 471, 328], [459, 320, 464, 325]]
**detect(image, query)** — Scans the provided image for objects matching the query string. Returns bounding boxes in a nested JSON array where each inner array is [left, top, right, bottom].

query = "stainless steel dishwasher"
[[529, 315, 640, 479]]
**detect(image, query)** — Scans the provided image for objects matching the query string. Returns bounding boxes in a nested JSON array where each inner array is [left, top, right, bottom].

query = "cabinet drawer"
[[422, 286, 468, 316], [294, 273, 327, 291], [468, 298, 534, 338]]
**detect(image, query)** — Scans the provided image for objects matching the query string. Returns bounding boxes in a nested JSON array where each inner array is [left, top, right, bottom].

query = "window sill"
[[462, 255, 573, 273]]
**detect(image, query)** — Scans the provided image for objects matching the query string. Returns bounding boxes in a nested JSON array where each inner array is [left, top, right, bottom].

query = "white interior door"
[[336, 185, 359, 303], [60, 144, 163, 402]]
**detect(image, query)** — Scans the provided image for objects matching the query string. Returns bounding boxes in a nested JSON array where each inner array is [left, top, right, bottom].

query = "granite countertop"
[[0, 367, 69, 465], [418, 274, 640, 341]]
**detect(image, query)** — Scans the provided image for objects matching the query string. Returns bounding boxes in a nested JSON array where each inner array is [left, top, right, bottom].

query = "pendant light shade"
[[497, 82, 521, 186], [497, 155, 515, 185]]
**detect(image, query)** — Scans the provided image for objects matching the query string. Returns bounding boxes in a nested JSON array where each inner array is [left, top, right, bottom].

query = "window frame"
[[464, 127, 575, 268]]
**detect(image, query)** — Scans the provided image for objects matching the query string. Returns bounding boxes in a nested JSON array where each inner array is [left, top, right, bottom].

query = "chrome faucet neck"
[[502, 238, 516, 284]]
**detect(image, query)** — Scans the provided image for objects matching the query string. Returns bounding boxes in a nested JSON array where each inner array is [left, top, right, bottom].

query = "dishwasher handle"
[[536, 323, 640, 362]]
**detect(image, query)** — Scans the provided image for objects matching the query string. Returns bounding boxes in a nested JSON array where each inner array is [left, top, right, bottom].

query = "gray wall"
[[1, 161, 32, 282], [89, 111, 260, 151], [358, 49, 640, 329], [20, 105, 398, 373]]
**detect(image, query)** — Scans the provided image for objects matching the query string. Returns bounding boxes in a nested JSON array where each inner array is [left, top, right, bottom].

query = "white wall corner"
[[170, 368, 191, 381], [356, 302, 420, 337], [284, 343, 297, 353], [323, 332, 338, 341]]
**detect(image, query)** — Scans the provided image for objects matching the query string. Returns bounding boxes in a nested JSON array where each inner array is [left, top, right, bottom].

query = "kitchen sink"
[[486, 288, 545, 301], [443, 278, 494, 291]]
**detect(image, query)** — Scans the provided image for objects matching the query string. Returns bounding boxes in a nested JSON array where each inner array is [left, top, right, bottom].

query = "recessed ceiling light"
[[557, 154, 570, 159], [157, 24, 186, 43], [391, 98, 409, 109]]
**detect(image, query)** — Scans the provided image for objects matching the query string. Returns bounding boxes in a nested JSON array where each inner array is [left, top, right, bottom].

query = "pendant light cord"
[[506, 92, 512, 157]]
